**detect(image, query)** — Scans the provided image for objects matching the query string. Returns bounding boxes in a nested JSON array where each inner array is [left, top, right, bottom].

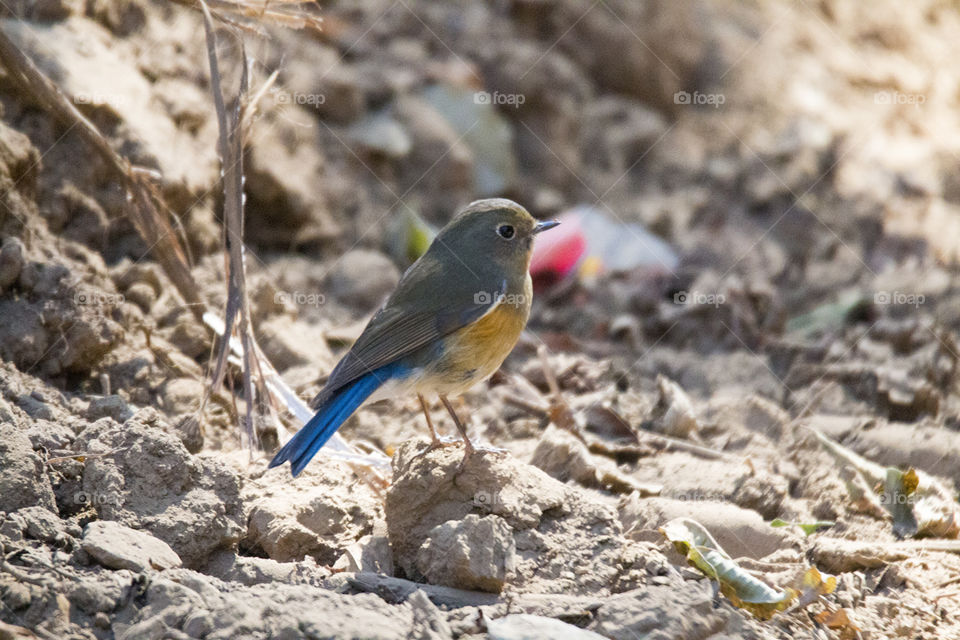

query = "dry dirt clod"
[[71, 409, 243, 567], [486, 613, 609, 640], [0, 422, 57, 513], [415, 513, 516, 592], [242, 460, 381, 565], [385, 440, 567, 583], [386, 440, 649, 596], [618, 495, 801, 561], [0, 237, 26, 292], [531, 424, 663, 495], [81, 520, 182, 572]]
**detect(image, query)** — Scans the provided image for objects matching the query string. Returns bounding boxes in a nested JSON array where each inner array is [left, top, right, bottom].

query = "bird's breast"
[[422, 276, 532, 394]]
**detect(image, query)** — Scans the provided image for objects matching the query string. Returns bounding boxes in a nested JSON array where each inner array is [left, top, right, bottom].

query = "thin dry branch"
[[170, 0, 323, 32], [200, 0, 266, 453]]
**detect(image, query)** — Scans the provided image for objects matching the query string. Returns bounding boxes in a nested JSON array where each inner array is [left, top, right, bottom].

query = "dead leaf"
[[815, 607, 860, 639]]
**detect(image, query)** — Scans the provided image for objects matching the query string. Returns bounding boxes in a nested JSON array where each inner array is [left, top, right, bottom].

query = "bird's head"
[[435, 198, 559, 274]]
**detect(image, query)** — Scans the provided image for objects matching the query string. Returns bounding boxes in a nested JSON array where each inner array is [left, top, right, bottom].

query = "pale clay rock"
[[82, 520, 182, 572], [416, 514, 517, 593]]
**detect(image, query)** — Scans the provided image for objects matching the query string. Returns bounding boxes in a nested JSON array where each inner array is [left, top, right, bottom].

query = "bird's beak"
[[533, 219, 560, 234]]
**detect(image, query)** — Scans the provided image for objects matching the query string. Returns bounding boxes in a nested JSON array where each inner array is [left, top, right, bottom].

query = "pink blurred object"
[[529, 212, 587, 278], [530, 206, 678, 284]]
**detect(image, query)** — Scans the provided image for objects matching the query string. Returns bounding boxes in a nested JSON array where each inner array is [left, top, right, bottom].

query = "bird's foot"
[[454, 441, 474, 475], [454, 440, 508, 475], [471, 443, 509, 455], [412, 434, 461, 461]]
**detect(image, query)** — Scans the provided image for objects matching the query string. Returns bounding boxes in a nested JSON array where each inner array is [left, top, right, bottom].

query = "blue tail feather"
[[269, 364, 399, 476]]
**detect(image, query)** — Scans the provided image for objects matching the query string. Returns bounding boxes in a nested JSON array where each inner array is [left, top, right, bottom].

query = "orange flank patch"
[[438, 297, 530, 391]]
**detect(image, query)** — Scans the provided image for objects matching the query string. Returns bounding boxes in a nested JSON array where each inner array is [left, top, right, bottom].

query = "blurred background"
[[1, 2, 960, 637]]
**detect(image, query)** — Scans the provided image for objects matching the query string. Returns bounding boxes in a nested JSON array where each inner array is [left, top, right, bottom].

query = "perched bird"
[[270, 198, 559, 476]]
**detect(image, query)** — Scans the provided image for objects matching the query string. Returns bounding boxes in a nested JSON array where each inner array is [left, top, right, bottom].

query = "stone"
[[159, 378, 203, 416], [326, 249, 400, 309], [73, 409, 243, 567], [0, 423, 56, 513], [244, 461, 379, 564], [82, 520, 182, 572], [86, 395, 134, 422], [0, 237, 25, 292], [415, 514, 516, 593], [488, 614, 609, 640]]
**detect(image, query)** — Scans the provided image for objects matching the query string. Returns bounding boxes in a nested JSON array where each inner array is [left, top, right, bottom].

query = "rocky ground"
[[2, 0, 960, 638]]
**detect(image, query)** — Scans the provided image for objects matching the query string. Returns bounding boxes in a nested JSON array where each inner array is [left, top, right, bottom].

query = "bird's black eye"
[[497, 224, 515, 239]]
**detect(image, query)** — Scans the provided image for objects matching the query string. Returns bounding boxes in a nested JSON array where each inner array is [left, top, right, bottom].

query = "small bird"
[[270, 198, 559, 476]]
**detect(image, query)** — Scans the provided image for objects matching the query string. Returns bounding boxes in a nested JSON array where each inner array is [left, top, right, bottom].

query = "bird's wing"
[[310, 259, 505, 409]]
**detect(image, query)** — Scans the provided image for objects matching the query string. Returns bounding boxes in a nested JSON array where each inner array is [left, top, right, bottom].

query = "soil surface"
[[1, 1, 960, 639]]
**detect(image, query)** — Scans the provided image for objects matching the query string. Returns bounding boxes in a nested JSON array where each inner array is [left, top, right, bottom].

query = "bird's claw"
[[411, 435, 460, 462], [454, 440, 508, 475]]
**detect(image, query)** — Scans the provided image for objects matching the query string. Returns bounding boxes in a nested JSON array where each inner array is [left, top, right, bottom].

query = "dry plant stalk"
[[199, 0, 270, 454], [196, 2, 389, 489], [170, 0, 322, 33]]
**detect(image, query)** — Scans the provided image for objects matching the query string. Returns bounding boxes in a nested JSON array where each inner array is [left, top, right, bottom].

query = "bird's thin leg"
[[412, 394, 460, 460], [418, 393, 441, 447], [439, 394, 476, 460]]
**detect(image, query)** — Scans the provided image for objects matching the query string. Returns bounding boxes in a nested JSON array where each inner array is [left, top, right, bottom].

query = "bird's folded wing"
[[310, 279, 506, 409]]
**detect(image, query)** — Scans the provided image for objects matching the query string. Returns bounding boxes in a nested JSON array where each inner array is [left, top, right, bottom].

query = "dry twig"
[[199, 0, 264, 453], [170, 0, 323, 33]]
